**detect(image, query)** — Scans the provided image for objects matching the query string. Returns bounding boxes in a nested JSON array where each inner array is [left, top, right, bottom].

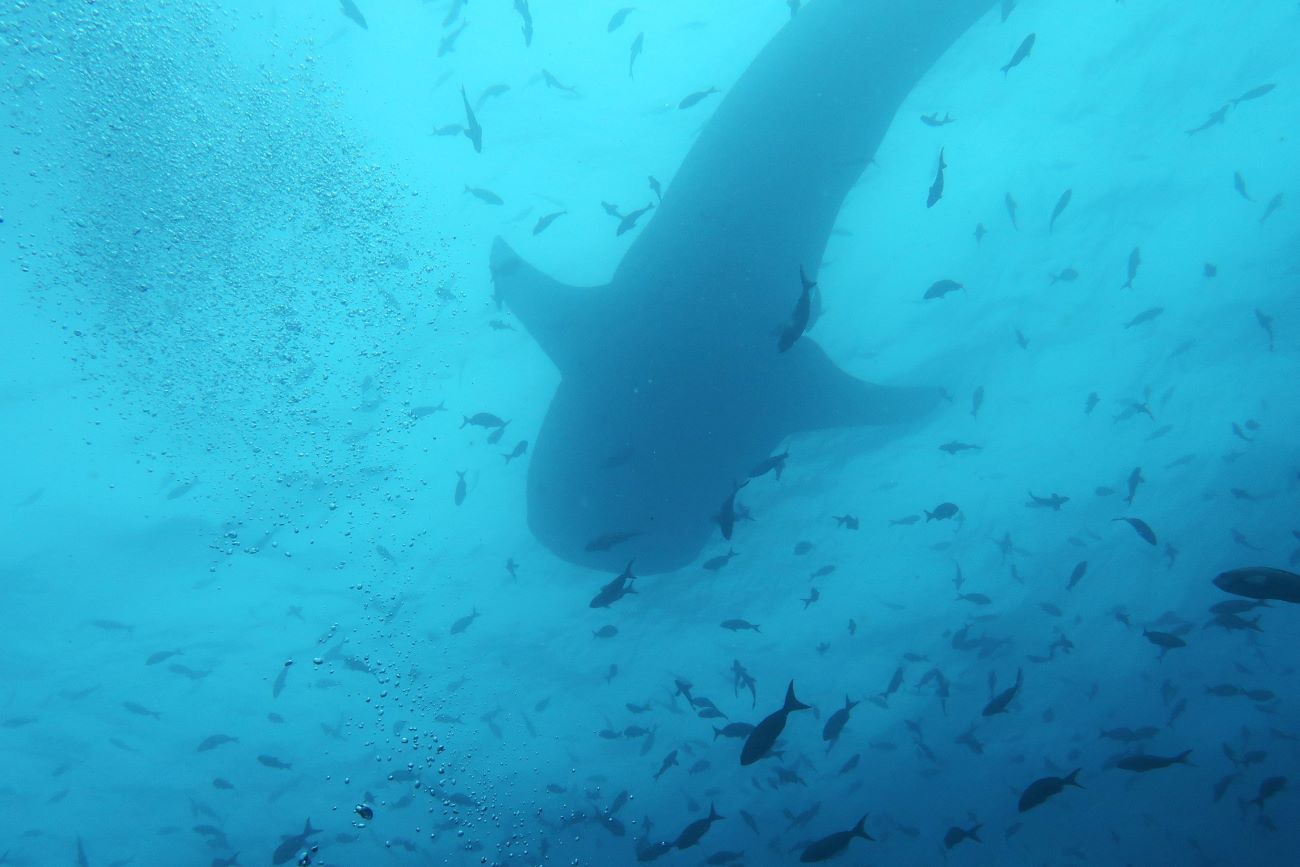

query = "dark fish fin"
[[490, 237, 608, 372], [854, 813, 872, 839], [783, 680, 811, 712], [1064, 768, 1083, 788], [776, 341, 943, 432]]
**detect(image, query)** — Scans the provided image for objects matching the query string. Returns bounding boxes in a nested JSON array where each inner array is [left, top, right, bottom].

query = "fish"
[[438, 20, 468, 57], [982, 668, 1022, 715], [1121, 246, 1141, 289], [1142, 628, 1186, 655], [716, 482, 747, 541], [1026, 491, 1068, 510], [590, 561, 638, 608], [944, 823, 983, 849], [542, 69, 578, 94], [678, 87, 720, 110], [1259, 192, 1284, 225], [925, 148, 946, 207], [925, 502, 959, 521], [608, 7, 635, 32], [489, 0, 980, 572], [741, 681, 810, 765], [720, 618, 760, 633], [1185, 104, 1229, 135], [258, 754, 292, 770], [123, 701, 161, 719], [617, 203, 654, 236], [450, 608, 480, 634], [1230, 83, 1275, 106], [1048, 188, 1071, 232], [514, 0, 533, 46], [628, 32, 644, 79], [1124, 307, 1164, 328], [1004, 192, 1019, 228], [1018, 769, 1081, 812], [1116, 750, 1191, 772], [971, 386, 984, 418], [1125, 466, 1144, 505], [939, 441, 980, 454], [653, 749, 678, 781], [454, 471, 467, 506], [1000, 33, 1035, 75], [460, 85, 482, 153], [502, 441, 529, 464], [1113, 516, 1157, 545], [832, 514, 859, 530], [464, 185, 503, 206], [1213, 567, 1300, 603], [749, 451, 790, 480], [799, 814, 873, 862], [533, 210, 566, 235], [821, 696, 858, 745], [1049, 267, 1079, 284], [673, 803, 723, 849], [339, 0, 367, 29], [920, 112, 955, 126], [146, 650, 182, 665], [1066, 561, 1088, 591], [1249, 776, 1287, 809], [703, 548, 739, 571], [1233, 171, 1253, 201], [271, 819, 320, 865], [648, 175, 663, 200], [197, 734, 238, 752], [923, 278, 963, 300], [778, 266, 817, 351]]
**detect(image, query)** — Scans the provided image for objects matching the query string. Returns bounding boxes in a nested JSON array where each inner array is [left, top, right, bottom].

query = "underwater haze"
[[2, 1, 1298, 865]]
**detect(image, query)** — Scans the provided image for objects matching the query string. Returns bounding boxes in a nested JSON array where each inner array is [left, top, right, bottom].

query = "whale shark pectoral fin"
[[780, 340, 944, 432], [490, 237, 606, 372]]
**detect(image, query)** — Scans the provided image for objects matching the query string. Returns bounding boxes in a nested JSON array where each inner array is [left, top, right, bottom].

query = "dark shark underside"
[[491, 0, 996, 573]]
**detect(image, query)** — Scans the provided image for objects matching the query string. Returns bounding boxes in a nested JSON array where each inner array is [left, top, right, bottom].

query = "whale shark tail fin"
[[490, 237, 606, 372], [779, 340, 943, 433]]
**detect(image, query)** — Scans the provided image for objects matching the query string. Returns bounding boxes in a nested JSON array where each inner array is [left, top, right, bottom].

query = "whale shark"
[[491, 0, 996, 574]]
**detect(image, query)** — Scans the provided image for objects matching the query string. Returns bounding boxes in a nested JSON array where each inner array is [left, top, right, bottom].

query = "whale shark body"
[[491, 0, 995, 573]]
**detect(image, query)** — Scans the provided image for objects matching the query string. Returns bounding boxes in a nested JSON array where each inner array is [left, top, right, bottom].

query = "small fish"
[[939, 441, 981, 454], [1004, 192, 1019, 228], [749, 451, 789, 480], [454, 471, 467, 506], [1121, 246, 1141, 289], [720, 618, 760, 633], [438, 20, 469, 57], [146, 650, 182, 665], [122, 701, 161, 719], [1259, 192, 1284, 225], [832, 514, 859, 530], [1142, 628, 1186, 654], [1048, 188, 1071, 232], [1049, 267, 1078, 285], [607, 7, 635, 32], [258, 754, 292, 770], [464, 185, 503, 205], [450, 608, 480, 635], [798, 814, 873, 862], [1125, 467, 1145, 504], [616, 202, 654, 236], [533, 210, 566, 235], [973, 223, 986, 242], [1124, 307, 1164, 328], [1066, 561, 1088, 591], [678, 87, 720, 110], [1025, 491, 1068, 510], [926, 148, 946, 208], [628, 32, 644, 79], [197, 734, 238, 752], [1000, 33, 1035, 75], [460, 85, 482, 152], [703, 548, 739, 571], [1113, 516, 1157, 545], [502, 440, 528, 464], [514, 0, 533, 46], [920, 112, 955, 127], [1018, 769, 1082, 812], [541, 69, 578, 95], [924, 278, 963, 300], [1185, 104, 1229, 135], [1233, 171, 1253, 201], [943, 823, 983, 850], [890, 515, 920, 526], [339, 0, 367, 30], [1230, 83, 1275, 107], [1117, 750, 1192, 772], [925, 502, 959, 521], [971, 386, 984, 418], [1255, 308, 1274, 350], [778, 266, 816, 351], [801, 588, 819, 609]]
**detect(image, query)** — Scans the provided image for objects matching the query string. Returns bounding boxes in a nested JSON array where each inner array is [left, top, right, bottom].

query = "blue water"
[[2, 1, 1297, 865]]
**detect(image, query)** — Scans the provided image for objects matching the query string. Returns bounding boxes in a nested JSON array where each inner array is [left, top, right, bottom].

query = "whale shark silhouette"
[[491, 0, 995, 573]]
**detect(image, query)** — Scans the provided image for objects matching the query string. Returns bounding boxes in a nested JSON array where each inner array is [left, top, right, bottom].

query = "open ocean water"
[[1, 1, 1298, 865]]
